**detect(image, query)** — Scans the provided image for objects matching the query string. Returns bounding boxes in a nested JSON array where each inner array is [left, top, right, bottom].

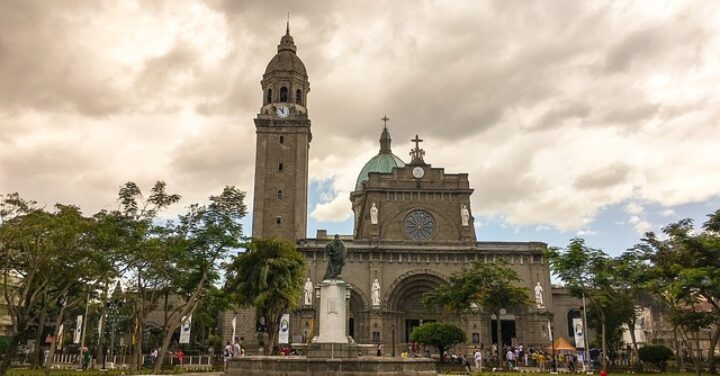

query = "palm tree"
[[225, 238, 306, 354]]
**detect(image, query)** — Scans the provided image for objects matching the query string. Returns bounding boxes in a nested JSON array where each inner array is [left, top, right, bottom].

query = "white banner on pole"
[[278, 314, 290, 344], [547, 320, 553, 342], [573, 317, 585, 349], [231, 316, 237, 343], [56, 323, 64, 350], [179, 315, 192, 344], [73, 315, 83, 344]]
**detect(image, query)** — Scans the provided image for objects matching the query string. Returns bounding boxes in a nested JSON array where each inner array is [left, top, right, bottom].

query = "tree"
[[0, 193, 46, 376], [113, 181, 180, 370], [422, 261, 530, 366], [547, 238, 613, 371], [633, 210, 720, 375], [152, 186, 246, 373], [225, 238, 306, 355], [638, 345, 673, 372], [410, 322, 466, 362]]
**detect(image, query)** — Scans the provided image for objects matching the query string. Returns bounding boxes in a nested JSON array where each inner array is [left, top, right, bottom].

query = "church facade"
[[226, 28, 584, 354]]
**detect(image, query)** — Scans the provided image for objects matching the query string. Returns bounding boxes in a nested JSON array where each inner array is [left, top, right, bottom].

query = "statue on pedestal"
[[323, 235, 346, 280], [304, 278, 313, 306], [371, 278, 381, 306], [534, 281, 545, 309], [460, 204, 470, 227], [370, 203, 379, 225]]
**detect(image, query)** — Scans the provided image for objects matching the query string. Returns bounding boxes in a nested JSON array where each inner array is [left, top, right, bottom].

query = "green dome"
[[355, 127, 405, 190]]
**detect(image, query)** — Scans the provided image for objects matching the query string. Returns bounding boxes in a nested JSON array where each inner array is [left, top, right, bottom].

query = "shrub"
[[410, 322, 466, 362], [638, 344, 674, 372]]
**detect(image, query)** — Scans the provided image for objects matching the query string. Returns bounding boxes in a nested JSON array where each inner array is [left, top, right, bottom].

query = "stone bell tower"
[[251, 24, 311, 242]]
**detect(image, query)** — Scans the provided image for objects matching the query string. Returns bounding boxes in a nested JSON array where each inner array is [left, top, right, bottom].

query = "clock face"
[[276, 106, 290, 118], [412, 166, 425, 179]]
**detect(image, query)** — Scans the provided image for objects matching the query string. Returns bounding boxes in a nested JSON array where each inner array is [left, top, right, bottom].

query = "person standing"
[[224, 341, 233, 369], [506, 348, 514, 369], [474, 348, 482, 371]]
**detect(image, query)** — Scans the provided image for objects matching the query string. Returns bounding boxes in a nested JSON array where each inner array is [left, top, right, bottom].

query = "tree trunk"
[[600, 313, 608, 371], [44, 307, 67, 376], [695, 332, 702, 376], [496, 312, 504, 367], [676, 325, 686, 370], [31, 305, 48, 369], [628, 319, 641, 370], [0, 332, 24, 376], [153, 273, 206, 373], [709, 325, 720, 374], [133, 314, 144, 370]]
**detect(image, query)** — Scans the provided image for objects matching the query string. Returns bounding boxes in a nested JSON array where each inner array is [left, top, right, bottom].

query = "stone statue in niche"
[[371, 278, 381, 306], [534, 281, 545, 309], [460, 204, 470, 227], [304, 278, 313, 306], [323, 235, 346, 280], [370, 203, 379, 225]]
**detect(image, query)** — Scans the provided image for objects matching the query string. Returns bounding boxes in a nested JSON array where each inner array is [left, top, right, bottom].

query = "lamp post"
[[102, 282, 123, 369], [391, 324, 396, 357], [471, 303, 483, 370]]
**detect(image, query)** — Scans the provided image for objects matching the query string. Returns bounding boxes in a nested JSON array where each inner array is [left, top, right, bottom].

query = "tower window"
[[280, 87, 289, 102], [278, 163, 284, 172], [279, 136, 284, 144], [276, 216, 282, 225], [267, 89, 272, 104], [277, 189, 283, 199], [296, 89, 302, 105]]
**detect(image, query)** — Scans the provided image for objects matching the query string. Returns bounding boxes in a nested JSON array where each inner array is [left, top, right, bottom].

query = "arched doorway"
[[347, 284, 370, 343], [386, 271, 447, 349]]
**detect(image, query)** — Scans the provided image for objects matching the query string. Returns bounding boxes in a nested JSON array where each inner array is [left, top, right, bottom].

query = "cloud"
[[1, 0, 719, 237]]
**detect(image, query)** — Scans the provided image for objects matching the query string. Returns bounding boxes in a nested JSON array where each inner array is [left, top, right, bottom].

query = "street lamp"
[[391, 324, 396, 357], [470, 303, 483, 370], [102, 282, 123, 369]]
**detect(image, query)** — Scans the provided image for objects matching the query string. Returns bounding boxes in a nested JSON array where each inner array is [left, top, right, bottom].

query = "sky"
[[1, 0, 719, 256]]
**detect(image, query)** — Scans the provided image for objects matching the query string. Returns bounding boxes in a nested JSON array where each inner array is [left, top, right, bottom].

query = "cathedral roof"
[[355, 127, 405, 190], [264, 27, 307, 76]]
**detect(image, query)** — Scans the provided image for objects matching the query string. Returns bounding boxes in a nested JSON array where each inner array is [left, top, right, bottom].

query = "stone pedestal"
[[315, 279, 349, 344]]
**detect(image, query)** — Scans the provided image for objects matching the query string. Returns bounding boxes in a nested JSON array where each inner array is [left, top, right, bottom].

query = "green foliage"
[[422, 261, 530, 318], [422, 261, 529, 363], [638, 345, 674, 371], [225, 238, 306, 354], [410, 322, 466, 360]]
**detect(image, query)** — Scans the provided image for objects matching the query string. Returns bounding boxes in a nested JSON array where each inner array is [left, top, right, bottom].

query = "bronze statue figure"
[[323, 234, 346, 280]]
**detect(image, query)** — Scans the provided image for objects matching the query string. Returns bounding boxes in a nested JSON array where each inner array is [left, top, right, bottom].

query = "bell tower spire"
[[252, 26, 311, 242]]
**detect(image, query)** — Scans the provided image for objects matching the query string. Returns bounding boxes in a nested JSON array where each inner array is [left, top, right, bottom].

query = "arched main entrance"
[[385, 270, 447, 348]]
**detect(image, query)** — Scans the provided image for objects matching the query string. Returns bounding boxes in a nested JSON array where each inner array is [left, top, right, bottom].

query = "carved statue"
[[304, 278, 313, 306], [460, 204, 470, 227], [371, 278, 381, 306], [370, 203, 379, 225], [534, 281, 544, 308], [323, 235, 346, 280]]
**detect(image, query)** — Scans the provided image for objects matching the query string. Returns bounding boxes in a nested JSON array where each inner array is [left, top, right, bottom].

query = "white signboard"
[[573, 318, 585, 349], [278, 314, 290, 344], [179, 315, 192, 344], [73, 315, 83, 344]]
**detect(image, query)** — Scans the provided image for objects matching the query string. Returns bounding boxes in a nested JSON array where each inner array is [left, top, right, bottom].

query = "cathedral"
[[227, 27, 583, 354]]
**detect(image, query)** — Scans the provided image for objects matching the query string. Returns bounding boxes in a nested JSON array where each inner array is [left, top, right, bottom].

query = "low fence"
[[12, 353, 219, 371]]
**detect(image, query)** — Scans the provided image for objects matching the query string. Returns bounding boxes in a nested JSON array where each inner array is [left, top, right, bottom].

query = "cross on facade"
[[410, 134, 425, 164], [381, 115, 390, 127]]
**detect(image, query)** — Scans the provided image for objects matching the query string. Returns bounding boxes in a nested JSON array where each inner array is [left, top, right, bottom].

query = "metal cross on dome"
[[410, 134, 425, 164]]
